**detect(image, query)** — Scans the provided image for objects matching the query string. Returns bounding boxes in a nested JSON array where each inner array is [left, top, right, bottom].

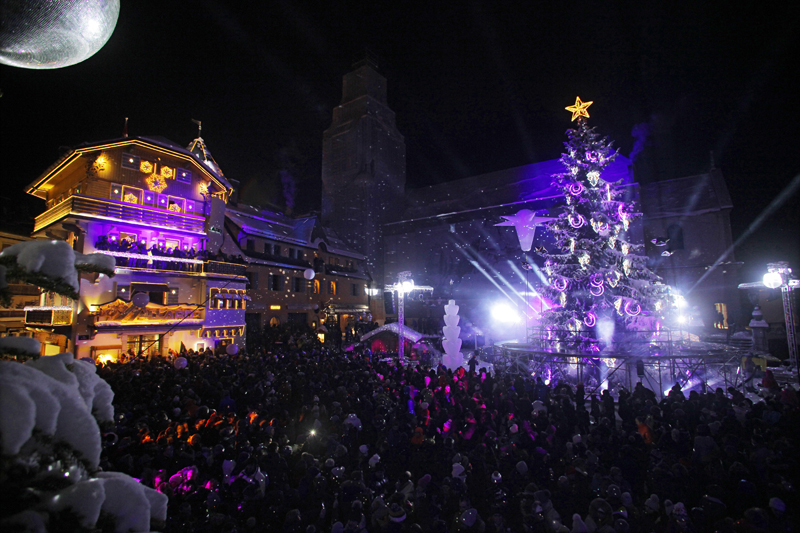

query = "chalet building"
[[220, 203, 372, 337], [25, 135, 248, 360]]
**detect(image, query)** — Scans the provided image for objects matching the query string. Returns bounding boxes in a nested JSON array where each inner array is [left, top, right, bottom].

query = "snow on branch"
[[0, 353, 166, 531], [0, 240, 116, 306]]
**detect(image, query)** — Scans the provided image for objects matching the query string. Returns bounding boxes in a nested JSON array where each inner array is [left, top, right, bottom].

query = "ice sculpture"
[[442, 300, 463, 370]]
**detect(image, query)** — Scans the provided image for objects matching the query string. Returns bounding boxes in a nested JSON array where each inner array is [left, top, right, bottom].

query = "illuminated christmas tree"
[[538, 98, 672, 349]]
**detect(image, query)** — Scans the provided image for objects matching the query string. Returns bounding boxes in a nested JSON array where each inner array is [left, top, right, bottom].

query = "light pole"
[[397, 271, 414, 364], [763, 262, 798, 371], [739, 261, 799, 378]]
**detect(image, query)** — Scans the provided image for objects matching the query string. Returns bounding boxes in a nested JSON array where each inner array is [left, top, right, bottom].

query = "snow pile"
[[0, 354, 166, 532], [0, 240, 80, 293], [0, 335, 42, 356]]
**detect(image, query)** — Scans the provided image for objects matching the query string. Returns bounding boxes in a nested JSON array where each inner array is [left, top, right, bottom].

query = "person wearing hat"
[[768, 497, 790, 532], [456, 507, 485, 532], [585, 497, 613, 533]]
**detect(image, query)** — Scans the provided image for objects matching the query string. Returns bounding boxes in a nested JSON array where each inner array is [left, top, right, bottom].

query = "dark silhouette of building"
[[321, 58, 406, 300]]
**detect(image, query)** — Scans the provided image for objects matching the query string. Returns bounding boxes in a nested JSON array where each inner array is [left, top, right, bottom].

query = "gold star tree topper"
[[566, 97, 593, 121]]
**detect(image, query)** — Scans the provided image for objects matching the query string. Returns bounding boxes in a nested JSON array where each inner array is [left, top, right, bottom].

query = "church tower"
[[321, 58, 406, 293]]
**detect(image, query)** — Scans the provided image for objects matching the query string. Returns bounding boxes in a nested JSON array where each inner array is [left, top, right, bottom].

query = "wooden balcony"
[[34, 195, 206, 234], [98, 251, 247, 278]]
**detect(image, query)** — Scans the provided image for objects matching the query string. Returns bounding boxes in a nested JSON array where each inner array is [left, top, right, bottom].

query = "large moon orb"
[[0, 0, 120, 69]]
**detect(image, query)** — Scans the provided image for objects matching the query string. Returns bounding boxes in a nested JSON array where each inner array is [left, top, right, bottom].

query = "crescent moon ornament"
[[0, 0, 121, 69]]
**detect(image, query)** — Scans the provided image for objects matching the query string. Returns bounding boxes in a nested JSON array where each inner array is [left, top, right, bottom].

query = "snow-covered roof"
[[398, 156, 633, 223], [639, 169, 732, 219], [227, 206, 316, 247], [360, 322, 424, 343], [226, 205, 366, 260], [27, 136, 232, 198]]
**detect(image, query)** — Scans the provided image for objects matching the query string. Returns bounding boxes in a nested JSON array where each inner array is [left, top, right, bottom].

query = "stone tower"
[[321, 58, 406, 291]]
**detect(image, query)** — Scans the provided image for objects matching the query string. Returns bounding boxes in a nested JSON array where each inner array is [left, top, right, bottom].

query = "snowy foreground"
[[0, 353, 167, 532]]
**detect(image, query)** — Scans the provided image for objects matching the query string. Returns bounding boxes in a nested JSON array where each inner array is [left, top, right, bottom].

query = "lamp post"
[[763, 262, 798, 371], [739, 261, 799, 379], [397, 271, 414, 364]]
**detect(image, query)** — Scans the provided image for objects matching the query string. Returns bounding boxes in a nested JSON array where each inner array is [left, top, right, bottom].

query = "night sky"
[[1, 1, 798, 282]]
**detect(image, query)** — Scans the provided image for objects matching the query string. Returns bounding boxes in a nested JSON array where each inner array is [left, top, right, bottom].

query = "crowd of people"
[[95, 235, 246, 271], [96, 333, 798, 532]]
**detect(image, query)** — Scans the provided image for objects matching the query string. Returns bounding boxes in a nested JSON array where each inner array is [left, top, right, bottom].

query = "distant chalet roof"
[[226, 204, 366, 260], [399, 155, 634, 223], [639, 168, 732, 219]]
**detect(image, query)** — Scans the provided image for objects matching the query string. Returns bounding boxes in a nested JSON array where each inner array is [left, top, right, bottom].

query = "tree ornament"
[[568, 214, 586, 228], [587, 171, 601, 186], [624, 301, 642, 316]]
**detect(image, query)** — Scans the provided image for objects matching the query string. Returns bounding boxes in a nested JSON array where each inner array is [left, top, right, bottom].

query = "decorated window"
[[166, 287, 179, 305], [314, 279, 320, 294], [157, 194, 169, 209], [328, 281, 336, 295], [116, 284, 129, 300], [121, 186, 143, 205], [121, 153, 140, 170], [167, 197, 185, 213], [110, 183, 123, 201], [175, 168, 192, 184]]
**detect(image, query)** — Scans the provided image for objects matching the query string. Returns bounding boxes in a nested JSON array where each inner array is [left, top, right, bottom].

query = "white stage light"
[[491, 303, 519, 323]]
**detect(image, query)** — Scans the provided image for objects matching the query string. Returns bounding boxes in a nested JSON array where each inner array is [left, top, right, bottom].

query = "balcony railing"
[[34, 195, 206, 234], [24, 307, 73, 326], [204, 260, 247, 277], [95, 251, 247, 277]]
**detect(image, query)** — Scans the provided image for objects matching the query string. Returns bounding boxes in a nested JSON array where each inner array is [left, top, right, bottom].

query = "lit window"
[[328, 281, 336, 295]]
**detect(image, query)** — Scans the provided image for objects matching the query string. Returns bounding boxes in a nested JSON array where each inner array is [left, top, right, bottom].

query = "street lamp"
[[765, 262, 798, 371], [396, 271, 413, 363], [739, 261, 799, 375]]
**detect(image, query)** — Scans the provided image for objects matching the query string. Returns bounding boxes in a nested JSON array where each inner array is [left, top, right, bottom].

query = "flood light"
[[491, 303, 519, 323], [763, 271, 783, 289]]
